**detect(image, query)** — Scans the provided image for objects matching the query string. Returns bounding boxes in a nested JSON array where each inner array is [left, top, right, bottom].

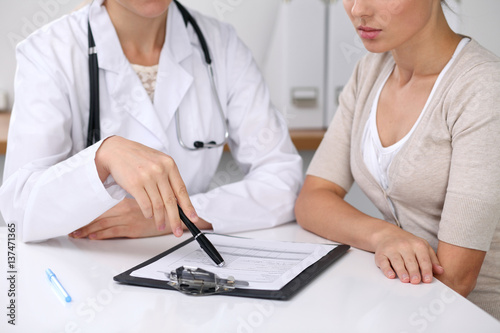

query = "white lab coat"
[[0, 1, 303, 242]]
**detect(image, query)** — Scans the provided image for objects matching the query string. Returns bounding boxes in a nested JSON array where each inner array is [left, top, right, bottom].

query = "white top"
[[131, 63, 159, 102], [362, 38, 470, 190]]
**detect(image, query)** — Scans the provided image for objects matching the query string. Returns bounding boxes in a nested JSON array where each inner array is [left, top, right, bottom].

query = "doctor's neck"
[[104, 0, 169, 66]]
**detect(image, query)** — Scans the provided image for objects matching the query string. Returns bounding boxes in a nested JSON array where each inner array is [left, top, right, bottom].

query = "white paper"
[[131, 234, 337, 290]]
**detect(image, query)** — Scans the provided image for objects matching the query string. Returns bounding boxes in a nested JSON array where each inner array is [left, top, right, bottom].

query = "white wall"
[[181, 0, 281, 71], [459, 0, 500, 57], [0, 0, 499, 115], [0, 0, 84, 110]]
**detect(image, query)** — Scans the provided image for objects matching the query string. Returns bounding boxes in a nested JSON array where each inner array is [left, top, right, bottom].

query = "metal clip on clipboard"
[[166, 266, 249, 296]]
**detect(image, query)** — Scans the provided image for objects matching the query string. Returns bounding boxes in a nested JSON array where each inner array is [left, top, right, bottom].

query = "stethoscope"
[[86, 0, 229, 150]]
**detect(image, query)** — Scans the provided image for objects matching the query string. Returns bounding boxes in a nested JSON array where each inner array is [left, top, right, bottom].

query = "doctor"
[[0, 0, 302, 242]]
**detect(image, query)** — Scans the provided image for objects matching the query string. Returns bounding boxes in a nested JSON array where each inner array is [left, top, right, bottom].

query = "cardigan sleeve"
[[306, 59, 361, 192], [438, 60, 500, 251]]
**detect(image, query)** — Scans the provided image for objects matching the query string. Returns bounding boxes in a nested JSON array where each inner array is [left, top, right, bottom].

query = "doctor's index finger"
[[168, 166, 198, 220], [144, 182, 168, 231], [158, 181, 183, 237], [164, 165, 198, 237]]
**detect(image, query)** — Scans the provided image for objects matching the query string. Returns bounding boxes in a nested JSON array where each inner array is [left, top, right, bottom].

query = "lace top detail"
[[131, 64, 159, 102]]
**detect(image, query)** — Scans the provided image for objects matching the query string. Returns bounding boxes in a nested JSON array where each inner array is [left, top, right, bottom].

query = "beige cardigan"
[[308, 39, 500, 319]]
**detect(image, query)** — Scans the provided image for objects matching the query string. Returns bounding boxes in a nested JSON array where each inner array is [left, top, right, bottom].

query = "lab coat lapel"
[[154, 3, 194, 129], [111, 69, 170, 151], [88, 0, 123, 74]]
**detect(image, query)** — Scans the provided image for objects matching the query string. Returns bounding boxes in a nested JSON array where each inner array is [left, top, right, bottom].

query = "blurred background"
[[1, 0, 499, 226]]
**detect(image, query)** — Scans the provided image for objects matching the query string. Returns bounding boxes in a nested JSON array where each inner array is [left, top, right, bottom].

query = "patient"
[[295, 0, 500, 319]]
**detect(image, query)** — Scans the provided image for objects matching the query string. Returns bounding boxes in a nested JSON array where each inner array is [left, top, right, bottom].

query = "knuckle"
[[416, 239, 430, 249], [139, 201, 152, 215], [153, 204, 163, 211], [391, 257, 404, 268], [161, 155, 176, 168], [176, 185, 188, 197], [383, 247, 399, 258], [97, 219, 109, 229], [399, 240, 412, 251], [152, 201, 164, 212], [164, 195, 177, 206], [149, 163, 164, 176], [419, 255, 432, 264], [107, 228, 120, 238], [405, 255, 417, 264]]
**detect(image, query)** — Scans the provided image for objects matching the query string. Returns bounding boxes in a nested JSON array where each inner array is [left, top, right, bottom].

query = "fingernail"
[[158, 224, 166, 231], [89, 233, 96, 239], [411, 276, 419, 283], [72, 230, 81, 238], [401, 274, 409, 281], [190, 211, 198, 220], [175, 227, 183, 237], [423, 275, 432, 283], [387, 271, 395, 278]]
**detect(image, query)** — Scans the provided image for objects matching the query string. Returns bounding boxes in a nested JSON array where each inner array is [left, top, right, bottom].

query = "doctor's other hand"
[[70, 198, 170, 239], [94, 136, 197, 236], [373, 227, 445, 284], [69, 198, 213, 240]]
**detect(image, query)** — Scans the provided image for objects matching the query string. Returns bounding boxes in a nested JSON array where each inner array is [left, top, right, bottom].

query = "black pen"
[[177, 205, 225, 267]]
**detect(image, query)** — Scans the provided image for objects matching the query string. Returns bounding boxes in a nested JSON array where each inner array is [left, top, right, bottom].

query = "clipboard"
[[114, 234, 350, 300]]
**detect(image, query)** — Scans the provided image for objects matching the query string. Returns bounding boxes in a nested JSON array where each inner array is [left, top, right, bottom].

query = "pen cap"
[[46, 268, 55, 279], [46, 268, 72, 302]]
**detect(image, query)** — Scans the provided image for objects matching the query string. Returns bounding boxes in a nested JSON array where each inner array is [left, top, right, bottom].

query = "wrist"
[[369, 221, 401, 250], [95, 136, 115, 182]]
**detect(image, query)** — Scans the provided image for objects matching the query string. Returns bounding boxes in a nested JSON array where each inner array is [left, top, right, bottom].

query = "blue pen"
[[46, 269, 72, 302]]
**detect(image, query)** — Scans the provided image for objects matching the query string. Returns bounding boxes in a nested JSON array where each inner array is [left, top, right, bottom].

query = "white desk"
[[1, 223, 499, 332]]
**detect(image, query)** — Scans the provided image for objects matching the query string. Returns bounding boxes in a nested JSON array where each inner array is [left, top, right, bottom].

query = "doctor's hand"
[[373, 227, 445, 284], [94, 136, 197, 237], [69, 198, 214, 240], [70, 198, 171, 239]]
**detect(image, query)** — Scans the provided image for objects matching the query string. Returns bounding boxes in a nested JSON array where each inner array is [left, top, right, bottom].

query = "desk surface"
[[1, 223, 498, 333], [0, 112, 324, 155]]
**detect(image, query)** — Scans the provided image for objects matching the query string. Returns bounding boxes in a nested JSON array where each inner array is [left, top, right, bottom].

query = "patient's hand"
[[373, 228, 444, 284]]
